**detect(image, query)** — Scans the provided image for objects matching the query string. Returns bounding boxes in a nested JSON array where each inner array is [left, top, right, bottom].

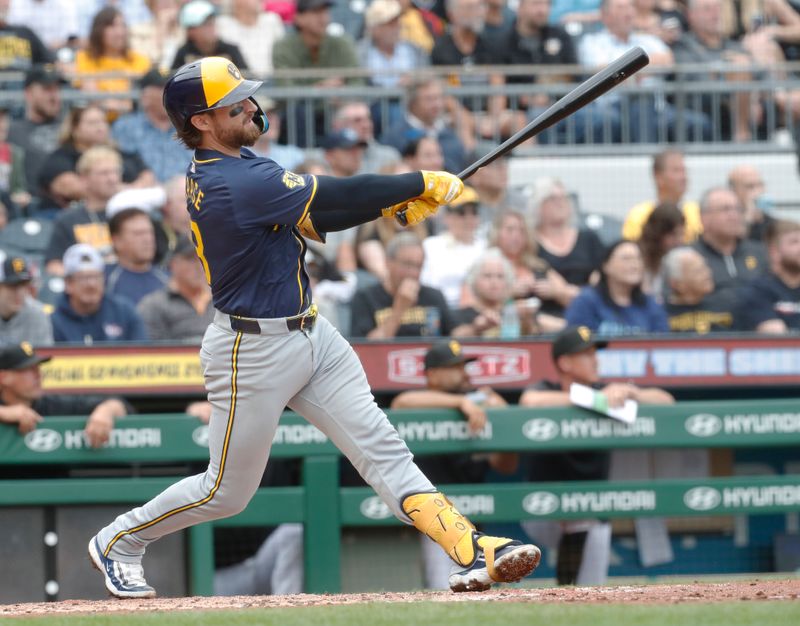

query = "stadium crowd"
[[0, 0, 799, 595]]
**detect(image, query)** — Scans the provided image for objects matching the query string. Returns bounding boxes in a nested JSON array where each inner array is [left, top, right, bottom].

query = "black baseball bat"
[[396, 46, 650, 225]]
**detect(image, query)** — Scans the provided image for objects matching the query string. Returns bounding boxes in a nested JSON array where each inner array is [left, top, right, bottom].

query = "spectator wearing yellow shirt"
[[622, 149, 702, 243], [74, 7, 151, 115]]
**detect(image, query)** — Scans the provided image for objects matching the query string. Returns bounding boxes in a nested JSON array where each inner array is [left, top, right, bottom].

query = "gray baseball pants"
[[96, 312, 434, 562]]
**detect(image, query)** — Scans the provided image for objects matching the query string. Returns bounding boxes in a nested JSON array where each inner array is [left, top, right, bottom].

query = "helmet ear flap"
[[248, 97, 269, 135]]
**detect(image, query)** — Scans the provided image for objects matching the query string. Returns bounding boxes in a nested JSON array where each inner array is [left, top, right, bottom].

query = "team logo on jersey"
[[745, 255, 758, 270], [282, 171, 305, 189], [544, 37, 562, 56], [227, 63, 241, 81]]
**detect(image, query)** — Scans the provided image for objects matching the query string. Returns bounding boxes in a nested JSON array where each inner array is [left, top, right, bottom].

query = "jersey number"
[[190, 221, 212, 284]]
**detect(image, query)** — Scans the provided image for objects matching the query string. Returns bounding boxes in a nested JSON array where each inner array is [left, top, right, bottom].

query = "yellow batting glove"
[[402, 197, 440, 226], [420, 171, 464, 205], [381, 199, 411, 219]]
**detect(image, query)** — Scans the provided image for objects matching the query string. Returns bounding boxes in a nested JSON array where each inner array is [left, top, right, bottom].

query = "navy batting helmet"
[[162, 57, 269, 134]]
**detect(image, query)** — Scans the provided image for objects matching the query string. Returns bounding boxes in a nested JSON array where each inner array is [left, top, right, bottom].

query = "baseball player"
[[88, 57, 540, 598]]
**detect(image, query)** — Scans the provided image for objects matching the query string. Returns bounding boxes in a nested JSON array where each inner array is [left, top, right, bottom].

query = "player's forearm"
[[313, 173, 424, 214]]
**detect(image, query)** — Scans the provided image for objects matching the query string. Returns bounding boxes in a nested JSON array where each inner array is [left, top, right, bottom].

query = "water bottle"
[[499, 300, 520, 339]]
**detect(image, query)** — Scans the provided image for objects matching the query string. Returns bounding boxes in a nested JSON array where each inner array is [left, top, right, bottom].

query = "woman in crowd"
[[529, 177, 605, 304], [37, 104, 155, 210], [638, 202, 685, 298], [74, 7, 151, 115], [565, 239, 669, 335], [490, 209, 577, 317]]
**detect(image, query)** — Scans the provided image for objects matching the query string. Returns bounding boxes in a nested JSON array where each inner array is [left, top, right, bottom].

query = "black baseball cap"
[[24, 64, 66, 88], [0, 343, 51, 371], [139, 68, 169, 90], [167, 235, 198, 262], [321, 128, 368, 150], [297, 0, 335, 12], [0, 255, 33, 285], [551, 326, 608, 361], [424, 340, 477, 371]]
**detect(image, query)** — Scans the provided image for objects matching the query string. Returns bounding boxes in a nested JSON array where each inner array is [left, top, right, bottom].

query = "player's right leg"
[[89, 322, 311, 598], [289, 316, 540, 592]]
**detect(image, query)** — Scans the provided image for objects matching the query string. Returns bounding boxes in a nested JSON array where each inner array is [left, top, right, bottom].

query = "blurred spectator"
[[623, 149, 702, 242], [250, 98, 305, 170], [0, 342, 127, 447], [137, 235, 213, 341], [320, 129, 367, 177], [358, 0, 428, 89], [217, 0, 285, 78], [565, 239, 670, 335], [7, 0, 79, 51], [431, 0, 523, 142], [577, 0, 677, 143], [44, 146, 122, 275], [454, 247, 565, 337], [518, 325, 674, 585], [530, 177, 605, 293], [671, 0, 758, 141], [50, 243, 147, 344], [7, 65, 65, 198], [0, 0, 53, 71], [0, 107, 29, 210], [485, 0, 516, 34], [691, 187, 767, 310], [153, 175, 191, 260], [129, 0, 184, 71], [0, 254, 53, 345], [272, 0, 362, 145], [662, 246, 732, 332], [37, 104, 154, 212], [633, 0, 686, 44], [420, 186, 487, 308], [74, 7, 151, 115], [727, 164, 775, 242], [171, 0, 249, 70], [391, 339, 504, 588], [381, 77, 468, 173], [468, 154, 524, 214], [75, 0, 154, 37], [755, 0, 800, 63], [400, 135, 445, 172], [105, 207, 169, 306], [397, 0, 445, 54], [735, 219, 800, 333], [490, 209, 578, 317], [638, 202, 685, 297], [349, 232, 463, 338], [551, 0, 602, 26], [112, 69, 192, 183], [331, 101, 401, 174]]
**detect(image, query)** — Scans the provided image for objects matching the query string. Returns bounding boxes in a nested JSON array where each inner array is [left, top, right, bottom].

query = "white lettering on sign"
[[387, 347, 529, 385], [597, 350, 648, 378], [273, 424, 328, 445], [723, 485, 800, 508], [729, 349, 800, 376], [559, 417, 656, 439], [396, 421, 493, 441], [560, 490, 656, 513], [723, 413, 800, 435], [449, 495, 495, 516], [62, 429, 162, 450], [650, 349, 726, 376]]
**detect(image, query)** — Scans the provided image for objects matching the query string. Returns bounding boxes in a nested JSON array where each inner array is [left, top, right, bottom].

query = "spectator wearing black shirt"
[[518, 326, 674, 585], [0, 342, 127, 448], [662, 246, 733, 332], [727, 164, 776, 243], [349, 232, 464, 338], [0, 5, 52, 74], [736, 219, 800, 333], [690, 187, 767, 312], [171, 0, 249, 70]]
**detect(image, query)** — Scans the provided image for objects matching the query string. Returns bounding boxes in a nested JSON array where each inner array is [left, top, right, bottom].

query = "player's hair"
[[652, 148, 684, 176], [109, 208, 150, 237], [175, 122, 203, 150], [764, 219, 800, 247], [385, 231, 423, 259], [76, 145, 122, 175]]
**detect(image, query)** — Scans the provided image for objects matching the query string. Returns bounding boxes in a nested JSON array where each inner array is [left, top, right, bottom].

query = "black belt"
[[229, 308, 317, 334]]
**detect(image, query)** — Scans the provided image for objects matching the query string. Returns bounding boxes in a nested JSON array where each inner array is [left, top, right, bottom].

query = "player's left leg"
[[288, 315, 540, 591]]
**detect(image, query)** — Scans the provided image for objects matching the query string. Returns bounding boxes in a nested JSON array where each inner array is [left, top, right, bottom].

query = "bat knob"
[[394, 210, 409, 226]]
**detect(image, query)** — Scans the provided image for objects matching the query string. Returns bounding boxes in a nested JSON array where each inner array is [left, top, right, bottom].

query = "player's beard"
[[220, 118, 262, 148]]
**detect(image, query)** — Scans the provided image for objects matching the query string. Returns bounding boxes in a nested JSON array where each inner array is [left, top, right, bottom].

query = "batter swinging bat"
[[396, 46, 650, 225]]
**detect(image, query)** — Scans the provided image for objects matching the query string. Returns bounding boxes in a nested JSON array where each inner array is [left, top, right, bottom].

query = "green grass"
[[2, 601, 799, 626]]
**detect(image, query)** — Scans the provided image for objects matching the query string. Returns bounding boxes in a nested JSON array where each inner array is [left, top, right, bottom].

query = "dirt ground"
[[0, 580, 798, 618]]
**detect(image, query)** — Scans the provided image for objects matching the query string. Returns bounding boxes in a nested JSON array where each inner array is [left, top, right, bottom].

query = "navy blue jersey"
[[186, 148, 317, 318]]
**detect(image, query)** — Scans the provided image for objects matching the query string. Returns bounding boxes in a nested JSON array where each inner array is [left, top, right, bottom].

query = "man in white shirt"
[[216, 0, 285, 78]]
